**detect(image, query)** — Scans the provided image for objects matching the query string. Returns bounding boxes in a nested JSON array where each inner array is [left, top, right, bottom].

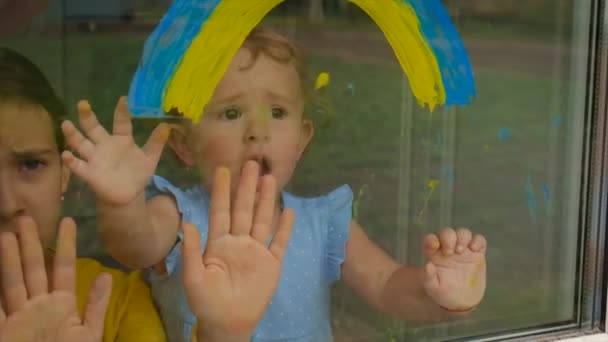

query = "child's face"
[[0, 101, 70, 248], [178, 47, 313, 196]]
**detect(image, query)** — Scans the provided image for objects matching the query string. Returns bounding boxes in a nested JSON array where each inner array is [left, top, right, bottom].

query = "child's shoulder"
[[283, 184, 353, 209], [75, 258, 147, 290], [147, 175, 208, 208]]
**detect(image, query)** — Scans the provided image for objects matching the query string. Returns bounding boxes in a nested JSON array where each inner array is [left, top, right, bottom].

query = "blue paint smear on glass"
[[541, 183, 552, 214], [498, 127, 512, 141], [441, 166, 455, 186], [524, 177, 537, 224], [127, 0, 223, 117], [552, 116, 563, 129], [404, 0, 476, 106]]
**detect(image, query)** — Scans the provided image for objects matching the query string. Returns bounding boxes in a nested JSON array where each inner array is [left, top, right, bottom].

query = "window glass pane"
[[0, 0, 598, 340]]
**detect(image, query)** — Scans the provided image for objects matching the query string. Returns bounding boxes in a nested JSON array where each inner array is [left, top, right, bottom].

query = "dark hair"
[[0, 47, 66, 149]]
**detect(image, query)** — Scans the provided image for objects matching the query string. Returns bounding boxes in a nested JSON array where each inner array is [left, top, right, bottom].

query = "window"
[[1, 0, 607, 340]]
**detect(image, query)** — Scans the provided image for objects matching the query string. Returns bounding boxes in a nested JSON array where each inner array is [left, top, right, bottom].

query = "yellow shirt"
[[75, 258, 167, 342]]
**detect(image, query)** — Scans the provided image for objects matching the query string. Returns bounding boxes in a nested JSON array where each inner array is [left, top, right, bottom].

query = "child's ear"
[[167, 124, 196, 167], [298, 118, 314, 159]]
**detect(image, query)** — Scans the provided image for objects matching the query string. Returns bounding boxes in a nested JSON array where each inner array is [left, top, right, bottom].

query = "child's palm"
[[182, 163, 294, 337], [185, 227, 288, 334], [0, 292, 103, 342], [0, 217, 112, 342], [423, 229, 487, 311], [61, 97, 168, 206]]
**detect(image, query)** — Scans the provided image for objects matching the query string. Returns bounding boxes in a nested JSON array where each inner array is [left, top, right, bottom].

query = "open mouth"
[[259, 158, 271, 176], [249, 157, 271, 176]]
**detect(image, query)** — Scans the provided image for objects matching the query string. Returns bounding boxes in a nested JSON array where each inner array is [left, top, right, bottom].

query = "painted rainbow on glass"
[[128, 0, 476, 123]]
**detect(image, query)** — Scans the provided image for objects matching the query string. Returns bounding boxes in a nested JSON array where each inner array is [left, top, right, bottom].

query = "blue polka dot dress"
[[145, 176, 353, 341]]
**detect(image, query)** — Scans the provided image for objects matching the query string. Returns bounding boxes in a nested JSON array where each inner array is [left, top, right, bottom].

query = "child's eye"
[[271, 107, 287, 119], [220, 108, 242, 120], [20, 159, 44, 172]]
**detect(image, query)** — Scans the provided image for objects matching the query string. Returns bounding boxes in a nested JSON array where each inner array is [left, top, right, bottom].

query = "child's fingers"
[[423, 262, 440, 292], [0, 297, 6, 322], [82, 273, 113, 341], [455, 228, 472, 254], [61, 120, 96, 159], [208, 167, 231, 240], [251, 175, 276, 244], [61, 151, 92, 182], [112, 97, 133, 136], [143, 123, 170, 162], [438, 228, 457, 256], [77, 100, 110, 144], [181, 223, 204, 273], [423, 234, 440, 258], [0, 232, 27, 315], [268, 208, 294, 262], [52, 218, 77, 294], [231, 161, 259, 236], [181, 223, 206, 309], [469, 234, 487, 253], [16, 217, 48, 298]]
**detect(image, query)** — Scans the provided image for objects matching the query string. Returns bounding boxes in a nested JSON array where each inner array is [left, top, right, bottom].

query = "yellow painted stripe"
[[349, 0, 445, 111], [163, 0, 283, 123]]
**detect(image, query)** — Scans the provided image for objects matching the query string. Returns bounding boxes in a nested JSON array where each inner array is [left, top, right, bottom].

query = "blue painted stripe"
[[127, 0, 223, 117], [405, 0, 476, 106]]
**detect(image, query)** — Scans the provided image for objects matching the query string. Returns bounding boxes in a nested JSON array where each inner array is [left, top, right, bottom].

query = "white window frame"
[[540, 0, 608, 340]]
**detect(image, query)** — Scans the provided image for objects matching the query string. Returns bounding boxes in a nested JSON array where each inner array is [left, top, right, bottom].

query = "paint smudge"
[[346, 82, 355, 96], [552, 116, 563, 129], [498, 127, 512, 141], [315, 72, 330, 90], [524, 176, 538, 224], [441, 166, 455, 186], [541, 183, 552, 216], [417, 179, 439, 225], [352, 184, 369, 220], [469, 262, 484, 287]]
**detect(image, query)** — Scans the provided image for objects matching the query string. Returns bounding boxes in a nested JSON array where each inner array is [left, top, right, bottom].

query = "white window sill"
[[559, 334, 608, 342]]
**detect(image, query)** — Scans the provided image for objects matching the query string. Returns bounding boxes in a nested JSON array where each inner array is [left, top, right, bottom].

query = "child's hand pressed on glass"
[[423, 228, 486, 311], [182, 161, 294, 338], [60, 96, 169, 206], [0, 217, 112, 342]]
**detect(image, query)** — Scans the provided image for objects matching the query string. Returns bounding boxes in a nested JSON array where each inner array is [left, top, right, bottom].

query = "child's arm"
[[61, 97, 179, 269], [342, 222, 486, 324], [182, 162, 294, 342]]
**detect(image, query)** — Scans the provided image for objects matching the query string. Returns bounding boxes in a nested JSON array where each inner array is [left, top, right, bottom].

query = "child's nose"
[[245, 113, 271, 143]]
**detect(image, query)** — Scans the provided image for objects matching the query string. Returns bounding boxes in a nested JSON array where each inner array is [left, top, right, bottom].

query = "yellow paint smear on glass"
[[469, 261, 483, 287], [163, 0, 283, 123], [350, 0, 445, 110], [417, 179, 439, 225], [315, 72, 330, 90]]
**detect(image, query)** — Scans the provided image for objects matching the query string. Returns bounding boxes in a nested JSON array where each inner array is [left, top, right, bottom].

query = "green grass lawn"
[[1, 16, 584, 340]]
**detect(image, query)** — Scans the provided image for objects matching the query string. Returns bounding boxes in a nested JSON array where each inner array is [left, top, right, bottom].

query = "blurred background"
[[0, 0, 594, 340]]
